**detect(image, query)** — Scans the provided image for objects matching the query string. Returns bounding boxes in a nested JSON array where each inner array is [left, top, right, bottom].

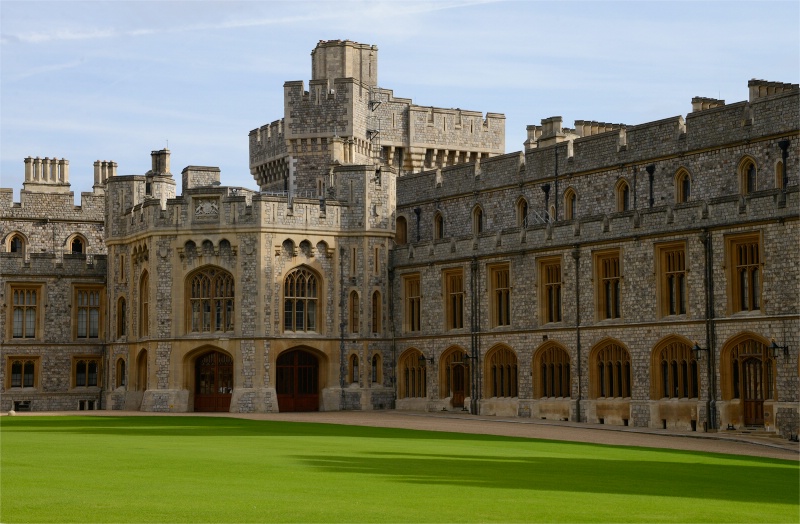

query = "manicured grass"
[[1, 416, 797, 523]]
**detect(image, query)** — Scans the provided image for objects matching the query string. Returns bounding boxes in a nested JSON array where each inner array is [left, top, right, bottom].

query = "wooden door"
[[742, 357, 764, 426], [276, 350, 319, 412], [452, 363, 465, 408], [194, 351, 233, 412]]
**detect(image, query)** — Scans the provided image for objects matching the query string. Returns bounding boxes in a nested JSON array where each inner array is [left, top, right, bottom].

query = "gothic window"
[[117, 297, 127, 338], [739, 158, 757, 195], [722, 336, 775, 401], [516, 198, 528, 227], [371, 353, 381, 384], [534, 344, 571, 398], [116, 358, 126, 388], [371, 291, 381, 334], [594, 250, 621, 320], [726, 233, 761, 313], [69, 235, 86, 254], [403, 274, 421, 332], [73, 357, 100, 388], [489, 264, 510, 327], [486, 346, 518, 398], [139, 272, 149, 337], [349, 354, 359, 384], [349, 291, 360, 334], [564, 188, 577, 220], [651, 339, 698, 399], [74, 287, 103, 339], [188, 267, 235, 333], [675, 169, 691, 203], [399, 349, 426, 398], [10, 286, 39, 339], [656, 242, 687, 317], [7, 358, 37, 388], [616, 180, 631, 212], [8, 234, 24, 254], [283, 267, 318, 333], [775, 160, 785, 189], [444, 269, 464, 330], [434, 212, 444, 240], [472, 206, 484, 235], [539, 257, 562, 324], [396, 216, 407, 245], [591, 341, 631, 398]]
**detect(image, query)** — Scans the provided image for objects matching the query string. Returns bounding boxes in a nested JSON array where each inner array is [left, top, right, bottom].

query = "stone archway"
[[193, 350, 233, 412], [276, 349, 319, 412]]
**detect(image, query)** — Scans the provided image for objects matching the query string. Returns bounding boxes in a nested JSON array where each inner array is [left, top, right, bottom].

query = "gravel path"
[[7, 409, 798, 461]]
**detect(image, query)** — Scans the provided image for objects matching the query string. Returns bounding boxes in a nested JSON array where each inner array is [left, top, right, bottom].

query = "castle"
[[1, 40, 798, 437]]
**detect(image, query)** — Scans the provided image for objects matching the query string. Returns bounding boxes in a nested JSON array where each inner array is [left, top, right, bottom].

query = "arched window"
[[516, 198, 528, 227], [139, 272, 149, 337], [399, 349, 426, 399], [371, 291, 381, 334], [116, 358, 126, 388], [591, 341, 631, 398], [136, 350, 148, 391], [739, 158, 757, 195], [117, 297, 127, 338], [350, 354, 359, 384], [395, 216, 408, 245], [371, 353, 381, 384], [651, 339, 698, 399], [534, 344, 571, 398], [9, 359, 36, 388], [472, 205, 484, 235], [349, 290, 360, 334], [8, 234, 24, 254], [70, 236, 85, 254], [675, 169, 691, 204], [283, 267, 319, 332], [775, 160, 785, 189], [433, 212, 444, 240], [187, 267, 235, 333], [616, 180, 631, 212], [485, 346, 518, 398], [564, 188, 577, 220]]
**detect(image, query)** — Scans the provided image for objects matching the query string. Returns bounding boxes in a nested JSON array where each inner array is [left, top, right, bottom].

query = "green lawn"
[[1, 416, 797, 523]]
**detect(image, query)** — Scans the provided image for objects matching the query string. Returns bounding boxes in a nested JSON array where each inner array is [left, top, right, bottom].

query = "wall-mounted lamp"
[[770, 338, 789, 359], [417, 353, 434, 365], [691, 341, 709, 358]]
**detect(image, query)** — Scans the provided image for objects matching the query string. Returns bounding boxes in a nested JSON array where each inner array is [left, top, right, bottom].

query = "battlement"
[[691, 96, 725, 112]]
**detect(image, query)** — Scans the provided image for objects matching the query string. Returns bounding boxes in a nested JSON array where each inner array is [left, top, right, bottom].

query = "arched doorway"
[[194, 351, 233, 412], [276, 349, 319, 412], [440, 348, 470, 408], [722, 335, 774, 427]]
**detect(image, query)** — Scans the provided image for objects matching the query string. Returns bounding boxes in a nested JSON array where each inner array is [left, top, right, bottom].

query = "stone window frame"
[[371, 353, 382, 384], [724, 232, 762, 314], [395, 216, 408, 245], [615, 179, 631, 212], [71, 355, 102, 389], [443, 268, 465, 331], [282, 266, 320, 334], [563, 187, 577, 221], [538, 256, 563, 325], [433, 212, 444, 240], [488, 263, 511, 328], [73, 284, 105, 340], [186, 266, 235, 334], [533, 342, 571, 399], [403, 273, 421, 333], [472, 204, 484, 235], [650, 336, 698, 400], [116, 296, 127, 338], [349, 290, 360, 334], [349, 353, 359, 384], [774, 159, 785, 189], [115, 357, 127, 389], [738, 156, 758, 195], [398, 348, 426, 399], [589, 339, 632, 399], [484, 344, 518, 398], [371, 290, 381, 335], [139, 271, 149, 337], [516, 197, 528, 227], [7, 283, 44, 340], [65, 233, 88, 255], [593, 249, 622, 321], [6, 356, 39, 389], [674, 168, 692, 204], [655, 241, 688, 318], [5, 231, 27, 255]]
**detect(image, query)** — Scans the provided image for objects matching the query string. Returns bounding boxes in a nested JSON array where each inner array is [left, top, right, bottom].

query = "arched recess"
[[139, 271, 149, 337], [533, 342, 572, 399], [65, 233, 88, 254], [649, 335, 698, 400], [563, 188, 577, 220], [588, 338, 631, 399], [439, 346, 470, 407], [5, 231, 27, 254], [283, 265, 322, 333], [183, 346, 234, 412], [775, 159, 785, 189], [484, 344, 518, 398], [398, 348, 426, 399], [135, 349, 148, 391], [275, 347, 324, 412], [516, 197, 528, 227], [675, 168, 692, 204], [433, 211, 444, 240], [370, 353, 382, 384], [395, 216, 408, 245], [738, 156, 758, 195], [720, 332, 775, 426], [472, 205, 484, 235], [615, 179, 631, 212], [115, 357, 127, 389]]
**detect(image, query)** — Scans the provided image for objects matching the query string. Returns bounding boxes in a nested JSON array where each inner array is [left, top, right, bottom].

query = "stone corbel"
[[326, 247, 335, 258], [177, 247, 185, 260]]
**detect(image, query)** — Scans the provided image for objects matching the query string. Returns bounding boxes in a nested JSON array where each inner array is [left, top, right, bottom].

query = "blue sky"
[[2, 0, 798, 200]]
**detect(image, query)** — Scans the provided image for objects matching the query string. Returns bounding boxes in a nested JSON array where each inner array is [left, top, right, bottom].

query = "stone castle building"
[[1, 40, 798, 437]]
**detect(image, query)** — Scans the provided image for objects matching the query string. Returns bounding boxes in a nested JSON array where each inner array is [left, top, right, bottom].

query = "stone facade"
[[1, 41, 797, 438]]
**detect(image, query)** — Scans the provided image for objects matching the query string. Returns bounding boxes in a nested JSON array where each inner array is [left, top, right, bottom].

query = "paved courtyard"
[[6, 409, 798, 461]]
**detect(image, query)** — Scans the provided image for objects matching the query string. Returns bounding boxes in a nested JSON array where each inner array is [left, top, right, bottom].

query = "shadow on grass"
[[293, 450, 800, 505]]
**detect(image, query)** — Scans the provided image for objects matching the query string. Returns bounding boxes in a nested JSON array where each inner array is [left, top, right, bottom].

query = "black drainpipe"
[[413, 207, 421, 242], [571, 245, 582, 423], [470, 256, 479, 415], [701, 229, 717, 430], [388, 263, 397, 408], [339, 246, 346, 409], [541, 184, 551, 220], [554, 148, 559, 221], [646, 164, 655, 208], [632, 166, 637, 210], [778, 138, 790, 190]]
